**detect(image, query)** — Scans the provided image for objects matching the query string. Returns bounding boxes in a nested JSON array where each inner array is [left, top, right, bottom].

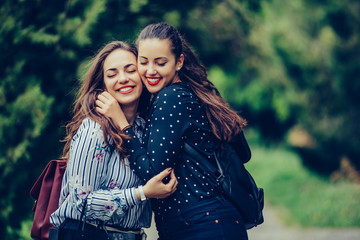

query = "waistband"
[[61, 218, 144, 236], [87, 222, 142, 234], [157, 196, 228, 221]]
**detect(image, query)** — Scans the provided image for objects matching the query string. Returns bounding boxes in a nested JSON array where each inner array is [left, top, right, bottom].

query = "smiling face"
[[103, 48, 142, 107], [137, 38, 183, 94]]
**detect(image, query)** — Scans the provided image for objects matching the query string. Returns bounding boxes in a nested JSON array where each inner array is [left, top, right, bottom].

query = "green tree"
[[7, 0, 359, 237], [254, 0, 360, 173], [210, 0, 360, 174], [1, 0, 257, 238], [0, 0, 110, 238]]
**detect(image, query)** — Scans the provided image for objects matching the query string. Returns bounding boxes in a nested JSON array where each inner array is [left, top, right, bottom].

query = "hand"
[[142, 168, 178, 199], [95, 91, 128, 128]]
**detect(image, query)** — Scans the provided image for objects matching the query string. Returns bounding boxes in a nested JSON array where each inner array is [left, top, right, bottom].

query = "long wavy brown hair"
[[62, 41, 148, 161], [136, 23, 247, 142]]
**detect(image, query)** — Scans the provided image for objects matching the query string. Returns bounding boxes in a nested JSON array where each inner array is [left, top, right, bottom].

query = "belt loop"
[[99, 222, 111, 240]]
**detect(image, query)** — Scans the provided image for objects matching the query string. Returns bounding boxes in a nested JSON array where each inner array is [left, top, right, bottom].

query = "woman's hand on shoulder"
[[95, 91, 128, 128], [141, 168, 178, 199]]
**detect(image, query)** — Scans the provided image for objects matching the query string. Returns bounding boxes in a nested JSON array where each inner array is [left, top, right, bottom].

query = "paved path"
[[144, 203, 360, 240], [248, 203, 360, 240], [143, 214, 159, 240]]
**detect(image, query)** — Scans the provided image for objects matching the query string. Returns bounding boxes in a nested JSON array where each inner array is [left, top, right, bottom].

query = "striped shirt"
[[50, 117, 151, 229]]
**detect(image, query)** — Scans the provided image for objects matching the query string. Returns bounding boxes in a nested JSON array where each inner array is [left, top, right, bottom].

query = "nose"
[[118, 71, 129, 84], [147, 64, 157, 75]]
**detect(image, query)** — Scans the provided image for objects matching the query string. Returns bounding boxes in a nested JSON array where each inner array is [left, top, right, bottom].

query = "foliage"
[[1, 0, 359, 238], [0, 0, 103, 238], [247, 144, 360, 227], [0, 0, 257, 238], [210, 0, 360, 173]]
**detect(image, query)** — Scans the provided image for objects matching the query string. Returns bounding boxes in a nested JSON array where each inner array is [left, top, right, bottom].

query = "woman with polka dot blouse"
[[97, 24, 249, 239]]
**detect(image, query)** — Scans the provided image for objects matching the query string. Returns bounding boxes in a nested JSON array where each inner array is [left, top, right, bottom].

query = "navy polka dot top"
[[124, 82, 220, 217]]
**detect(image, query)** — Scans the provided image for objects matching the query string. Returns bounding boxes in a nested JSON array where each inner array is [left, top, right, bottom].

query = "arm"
[[96, 88, 190, 181], [124, 89, 190, 182], [64, 119, 136, 221], [65, 119, 177, 221]]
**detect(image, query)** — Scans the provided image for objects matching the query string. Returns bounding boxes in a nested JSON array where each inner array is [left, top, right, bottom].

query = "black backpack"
[[184, 132, 264, 229]]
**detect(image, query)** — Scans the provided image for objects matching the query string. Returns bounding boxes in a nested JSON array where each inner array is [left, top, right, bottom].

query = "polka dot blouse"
[[124, 82, 219, 217]]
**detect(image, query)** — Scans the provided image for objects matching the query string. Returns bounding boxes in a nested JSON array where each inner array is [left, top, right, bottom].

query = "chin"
[[146, 85, 161, 94]]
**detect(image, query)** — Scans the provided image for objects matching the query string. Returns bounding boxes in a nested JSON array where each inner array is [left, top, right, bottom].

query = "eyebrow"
[[105, 64, 135, 72], [139, 56, 168, 61], [124, 63, 136, 69]]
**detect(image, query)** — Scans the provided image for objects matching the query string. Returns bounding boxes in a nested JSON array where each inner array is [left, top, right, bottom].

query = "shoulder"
[[156, 82, 196, 104], [159, 82, 192, 95], [79, 117, 102, 132], [73, 117, 103, 141]]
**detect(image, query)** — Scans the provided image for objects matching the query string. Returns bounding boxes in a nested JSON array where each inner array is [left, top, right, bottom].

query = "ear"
[[176, 54, 184, 70]]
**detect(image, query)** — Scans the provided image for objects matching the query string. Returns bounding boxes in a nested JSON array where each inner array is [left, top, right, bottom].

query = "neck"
[[122, 103, 138, 125], [172, 74, 182, 84]]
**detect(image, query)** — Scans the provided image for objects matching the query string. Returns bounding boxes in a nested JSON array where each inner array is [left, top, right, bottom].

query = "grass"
[[245, 145, 360, 227]]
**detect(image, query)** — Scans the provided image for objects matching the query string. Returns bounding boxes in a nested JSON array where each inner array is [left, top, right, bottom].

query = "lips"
[[117, 86, 135, 94], [146, 77, 161, 86]]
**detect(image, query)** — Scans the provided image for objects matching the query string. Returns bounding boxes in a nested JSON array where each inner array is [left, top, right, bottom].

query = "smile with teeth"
[[117, 86, 134, 94], [146, 77, 161, 86]]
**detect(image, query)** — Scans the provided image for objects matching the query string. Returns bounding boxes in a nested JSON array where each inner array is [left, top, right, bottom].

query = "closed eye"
[[126, 65, 137, 73]]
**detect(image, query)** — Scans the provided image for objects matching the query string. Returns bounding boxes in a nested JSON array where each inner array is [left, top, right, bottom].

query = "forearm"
[[125, 127, 182, 182], [86, 187, 140, 220], [113, 114, 130, 130]]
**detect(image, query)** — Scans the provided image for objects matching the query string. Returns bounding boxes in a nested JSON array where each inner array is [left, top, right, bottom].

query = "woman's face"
[[103, 49, 142, 107], [137, 39, 183, 94]]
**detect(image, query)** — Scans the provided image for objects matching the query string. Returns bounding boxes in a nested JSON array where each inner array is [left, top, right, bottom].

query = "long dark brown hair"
[[136, 23, 247, 142], [62, 41, 148, 161]]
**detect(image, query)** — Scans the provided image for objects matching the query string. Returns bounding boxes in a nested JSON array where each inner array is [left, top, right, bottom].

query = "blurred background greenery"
[[1, 0, 360, 239]]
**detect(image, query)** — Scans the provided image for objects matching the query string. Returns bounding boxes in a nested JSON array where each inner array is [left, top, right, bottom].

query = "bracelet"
[[122, 125, 132, 131], [138, 185, 147, 201]]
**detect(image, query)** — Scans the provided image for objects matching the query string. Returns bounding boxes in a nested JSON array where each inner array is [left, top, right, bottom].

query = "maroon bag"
[[30, 160, 66, 240]]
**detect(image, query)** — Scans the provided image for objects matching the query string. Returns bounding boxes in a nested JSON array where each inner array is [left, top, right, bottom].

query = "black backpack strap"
[[183, 143, 222, 180]]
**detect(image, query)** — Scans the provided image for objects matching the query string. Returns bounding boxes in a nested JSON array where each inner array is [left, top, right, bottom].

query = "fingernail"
[[167, 168, 172, 171]]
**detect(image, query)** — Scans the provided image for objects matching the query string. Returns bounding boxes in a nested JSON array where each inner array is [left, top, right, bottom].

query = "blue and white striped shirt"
[[50, 117, 151, 229]]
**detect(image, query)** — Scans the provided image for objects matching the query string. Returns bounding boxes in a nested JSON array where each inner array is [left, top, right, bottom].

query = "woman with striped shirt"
[[50, 41, 177, 240]]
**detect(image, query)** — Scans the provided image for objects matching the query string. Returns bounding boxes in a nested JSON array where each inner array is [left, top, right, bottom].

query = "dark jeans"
[[56, 219, 145, 240], [155, 196, 248, 240]]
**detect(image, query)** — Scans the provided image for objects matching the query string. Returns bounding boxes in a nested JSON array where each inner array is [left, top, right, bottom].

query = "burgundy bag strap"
[[30, 160, 66, 239], [30, 160, 66, 210], [30, 161, 53, 201]]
